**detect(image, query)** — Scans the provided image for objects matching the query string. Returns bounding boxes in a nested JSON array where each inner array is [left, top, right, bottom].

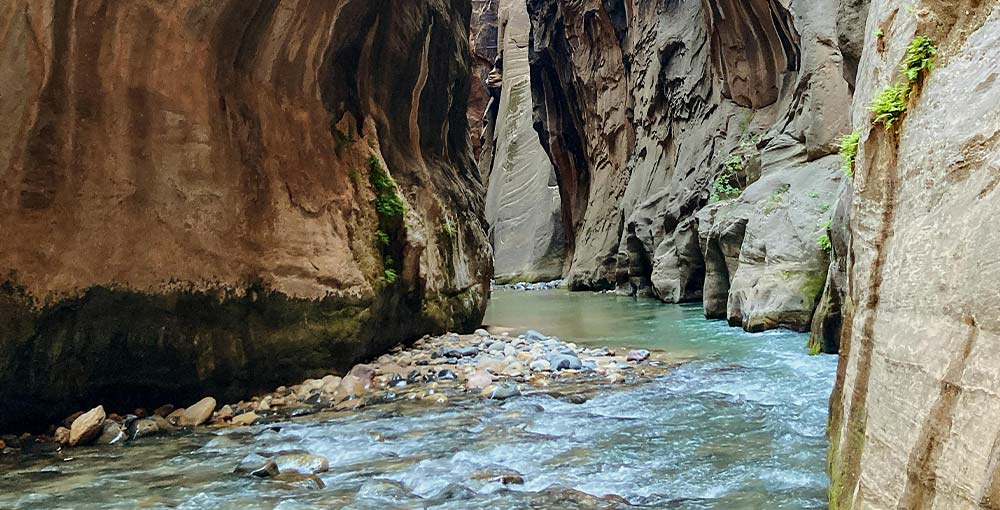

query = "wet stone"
[[235, 453, 280, 478]]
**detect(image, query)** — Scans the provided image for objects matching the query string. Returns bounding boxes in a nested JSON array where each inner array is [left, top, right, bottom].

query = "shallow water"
[[0, 290, 837, 509]]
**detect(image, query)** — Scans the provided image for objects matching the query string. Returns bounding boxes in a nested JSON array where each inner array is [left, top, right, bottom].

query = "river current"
[[0, 290, 837, 509]]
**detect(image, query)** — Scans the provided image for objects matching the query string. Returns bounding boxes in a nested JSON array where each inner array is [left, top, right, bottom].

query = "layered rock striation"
[[480, 0, 566, 283], [0, 0, 491, 431], [828, 1, 1000, 508], [526, 0, 855, 332]]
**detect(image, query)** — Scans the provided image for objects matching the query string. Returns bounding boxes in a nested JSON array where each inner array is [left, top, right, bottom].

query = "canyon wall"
[[828, 1, 1000, 508], [526, 0, 854, 332], [480, 0, 566, 283], [0, 0, 491, 432]]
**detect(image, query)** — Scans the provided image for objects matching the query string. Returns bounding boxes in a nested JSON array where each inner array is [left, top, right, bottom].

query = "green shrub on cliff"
[[869, 83, 909, 129], [711, 155, 746, 202], [838, 129, 861, 177], [868, 36, 937, 131], [902, 36, 936, 83], [369, 154, 405, 218]]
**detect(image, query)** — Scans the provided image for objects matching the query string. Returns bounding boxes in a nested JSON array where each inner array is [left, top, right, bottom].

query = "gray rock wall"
[[527, 0, 854, 332], [481, 0, 566, 283]]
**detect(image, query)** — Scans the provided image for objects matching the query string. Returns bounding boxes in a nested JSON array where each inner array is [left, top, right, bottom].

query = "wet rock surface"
[[0, 330, 670, 461]]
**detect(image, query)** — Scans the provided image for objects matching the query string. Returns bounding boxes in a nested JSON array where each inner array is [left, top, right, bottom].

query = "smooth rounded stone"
[[548, 353, 583, 371], [516, 351, 534, 362], [95, 421, 125, 445], [406, 369, 421, 383], [481, 382, 521, 400], [477, 357, 508, 373], [69, 405, 106, 446], [347, 364, 376, 387], [127, 418, 162, 440], [437, 369, 458, 381], [270, 472, 326, 490], [587, 348, 612, 357], [474, 328, 490, 337], [334, 375, 367, 401], [54, 427, 70, 445], [525, 330, 548, 342], [529, 359, 552, 372], [487, 341, 506, 353], [235, 453, 280, 478], [231, 412, 260, 426], [214, 405, 234, 421], [627, 349, 651, 362], [441, 346, 479, 358], [470, 467, 525, 485], [275, 452, 329, 474], [503, 345, 517, 357], [320, 376, 343, 395], [466, 369, 493, 390], [178, 397, 216, 427]]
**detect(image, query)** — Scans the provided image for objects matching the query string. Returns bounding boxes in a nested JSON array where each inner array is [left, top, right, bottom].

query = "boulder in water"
[[69, 405, 106, 446]]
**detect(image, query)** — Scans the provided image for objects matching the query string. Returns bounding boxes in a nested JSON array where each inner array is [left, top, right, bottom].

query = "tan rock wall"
[[828, 1, 1000, 508]]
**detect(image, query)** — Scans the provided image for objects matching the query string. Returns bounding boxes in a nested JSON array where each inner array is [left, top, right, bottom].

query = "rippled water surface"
[[1, 290, 837, 509]]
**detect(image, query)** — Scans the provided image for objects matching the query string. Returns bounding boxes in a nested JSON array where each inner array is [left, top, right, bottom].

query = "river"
[[0, 289, 837, 509]]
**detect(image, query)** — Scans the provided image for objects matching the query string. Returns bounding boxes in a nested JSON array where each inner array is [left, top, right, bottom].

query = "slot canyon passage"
[[0, 0, 999, 508]]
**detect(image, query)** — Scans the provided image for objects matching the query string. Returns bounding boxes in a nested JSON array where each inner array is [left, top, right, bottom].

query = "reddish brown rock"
[[0, 0, 491, 433]]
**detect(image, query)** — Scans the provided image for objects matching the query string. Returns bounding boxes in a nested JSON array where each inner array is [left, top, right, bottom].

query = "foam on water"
[[0, 290, 837, 509]]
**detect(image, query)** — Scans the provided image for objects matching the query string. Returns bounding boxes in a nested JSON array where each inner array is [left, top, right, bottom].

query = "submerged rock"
[[235, 453, 280, 478], [274, 452, 330, 475]]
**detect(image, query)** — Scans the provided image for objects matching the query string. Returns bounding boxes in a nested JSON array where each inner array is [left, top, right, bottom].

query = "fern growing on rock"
[[902, 36, 936, 83], [868, 36, 937, 131], [838, 129, 861, 177]]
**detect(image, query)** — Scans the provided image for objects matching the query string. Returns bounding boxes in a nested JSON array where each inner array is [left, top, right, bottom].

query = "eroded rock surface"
[[481, 0, 566, 283], [0, 0, 491, 432], [828, 2, 1000, 508], [526, 0, 854, 332]]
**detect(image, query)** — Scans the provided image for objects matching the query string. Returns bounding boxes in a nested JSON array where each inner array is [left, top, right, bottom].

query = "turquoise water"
[[0, 290, 837, 509]]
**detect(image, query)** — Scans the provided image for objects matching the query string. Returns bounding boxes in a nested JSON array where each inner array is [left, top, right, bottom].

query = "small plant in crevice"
[[710, 136, 759, 202], [368, 153, 405, 286], [711, 155, 745, 202], [901, 35, 937, 83], [869, 83, 910, 129], [868, 36, 937, 131], [764, 184, 791, 214], [369, 154, 405, 218], [838, 128, 862, 178], [383, 268, 399, 284], [817, 220, 833, 253], [441, 219, 457, 241]]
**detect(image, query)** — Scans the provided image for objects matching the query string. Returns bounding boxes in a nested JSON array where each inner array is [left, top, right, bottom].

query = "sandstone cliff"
[[828, 1, 1000, 508], [469, 0, 499, 160], [0, 0, 491, 432], [480, 0, 566, 283], [527, 0, 854, 332]]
